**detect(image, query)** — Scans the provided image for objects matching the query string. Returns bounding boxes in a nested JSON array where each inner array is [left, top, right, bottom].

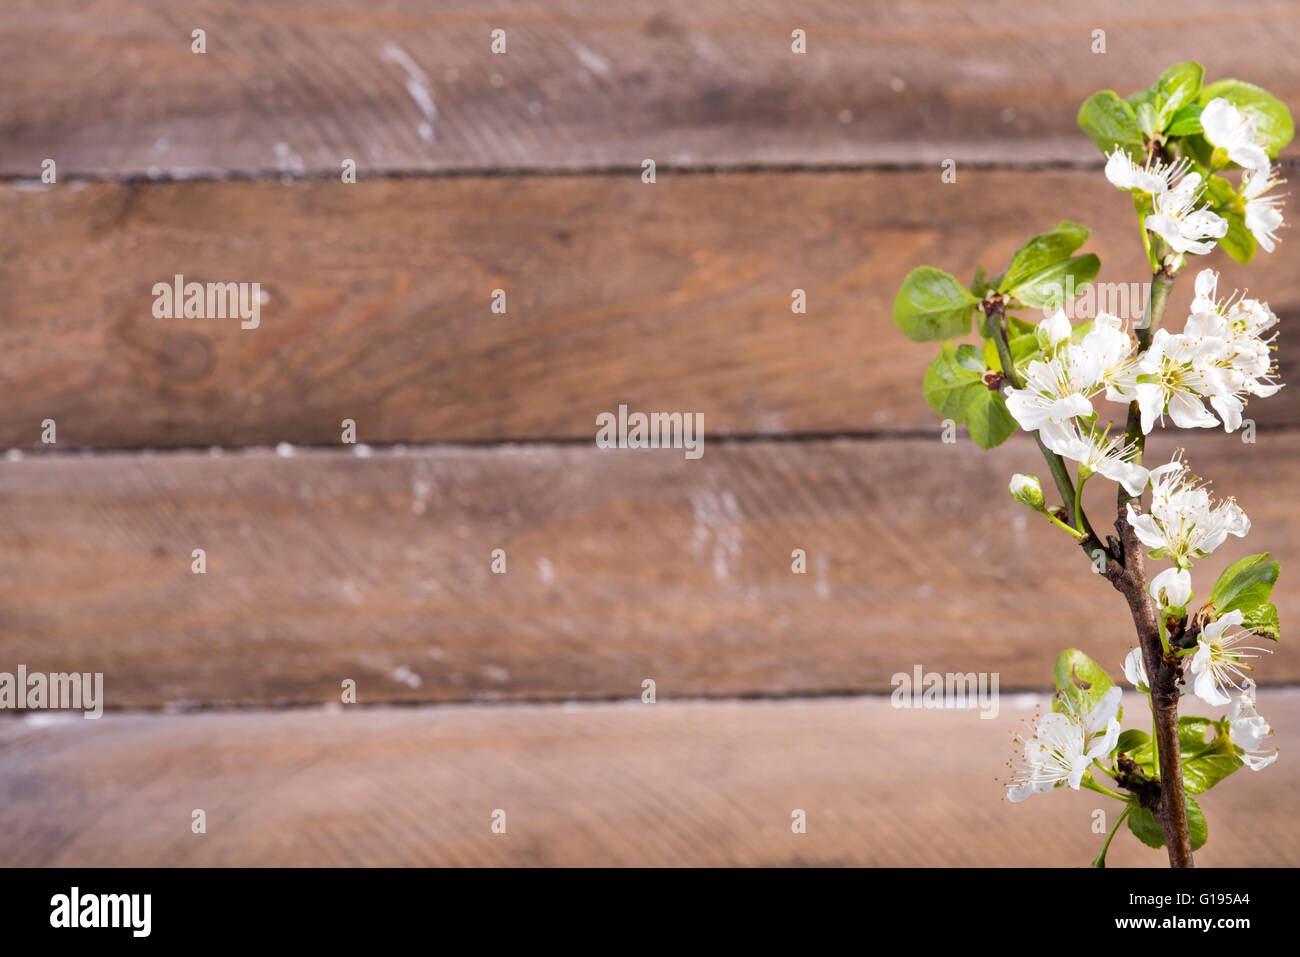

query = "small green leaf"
[[1126, 805, 1165, 849], [1218, 209, 1258, 263], [1199, 79, 1295, 159], [1209, 553, 1280, 619], [1127, 796, 1207, 851], [965, 389, 1017, 450], [998, 221, 1090, 293], [1182, 749, 1244, 795], [1154, 61, 1204, 124], [1242, 601, 1280, 641], [922, 343, 984, 420], [1005, 254, 1100, 311], [1187, 795, 1208, 851], [1115, 729, 1151, 755], [1201, 174, 1256, 263], [1165, 103, 1204, 137], [954, 344, 985, 373], [1178, 716, 1212, 752], [1078, 91, 1145, 158], [893, 267, 979, 342], [969, 266, 990, 299], [1053, 648, 1115, 711], [1136, 102, 1159, 140]]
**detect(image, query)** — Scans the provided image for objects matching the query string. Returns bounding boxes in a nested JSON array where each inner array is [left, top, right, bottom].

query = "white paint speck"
[[814, 553, 831, 600], [412, 478, 430, 514], [381, 42, 438, 142], [392, 666, 422, 688], [571, 43, 611, 76], [691, 490, 743, 582], [537, 557, 555, 585]]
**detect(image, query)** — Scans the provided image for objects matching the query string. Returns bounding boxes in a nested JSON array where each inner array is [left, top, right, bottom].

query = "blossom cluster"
[[1105, 97, 1285, 255], [1002, 98, 1285, 806]]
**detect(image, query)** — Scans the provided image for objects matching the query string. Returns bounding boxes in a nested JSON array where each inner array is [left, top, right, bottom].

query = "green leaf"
[[893, 267, 979, 342], [1165, 103, 1204, 137], [1183, 749, 1244, 795], [1135, 102, 1159, 140], [1078, 91, 1145, 158], [1154, 62, 1204, 124], [1242, 601, 1280, 641], [965, 389, 1017, 450], [1201, 174, 1256, 264], [922, 343, 984, 420], [1127, 796, 1207, 851], [998, 221, 1090, 293], [1115, 729, 1151, 756], [1053, 648, 1115, 711], [1130, 718, 1245, 795], [1218, 208, 1257, 263], [1179, 717, 1245, 795], [969, 266, 990, 299], [1187, 795, 1208, 851], [1005, 254, 1100, 311], [1209, 553, 1280, 619], [1178, 716, 1212, 752], [1200, 79, 1295, 159], [954, 344, 985, 373], [1126, 805, 1165, 849]]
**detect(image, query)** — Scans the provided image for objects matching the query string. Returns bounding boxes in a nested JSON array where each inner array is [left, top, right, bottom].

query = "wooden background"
[[1, 0, 1297, 866]]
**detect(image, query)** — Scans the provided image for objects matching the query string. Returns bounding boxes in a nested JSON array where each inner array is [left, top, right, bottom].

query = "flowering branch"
[[892, 61, 1290, 867]]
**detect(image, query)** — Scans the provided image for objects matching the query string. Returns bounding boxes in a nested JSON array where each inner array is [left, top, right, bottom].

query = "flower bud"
[[1149, 566, 1193, 609], [1008, 473, 1046, 511]]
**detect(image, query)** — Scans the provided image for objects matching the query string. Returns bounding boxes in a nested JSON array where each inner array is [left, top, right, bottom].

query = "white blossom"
[[1133, 328, 1231, 432], [1006, 687, 1121, 802], [1039, 420, 1149, 496], [1125, 453, 1249, 567], [1004, 356, 1095, 431], [1200, 98, 1270, 173], [1190, 610, 1273, 706], [1226, 680, 1279, 770], [1241, 164, 1286, 253], [1104, 149, 1191, 195], [1149, 566, 1193, 608], [1122, 647, 1149, 693], [1144, 172, 1228, 255]]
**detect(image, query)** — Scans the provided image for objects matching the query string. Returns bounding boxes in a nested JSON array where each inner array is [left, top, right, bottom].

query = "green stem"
[[1082, 776, 1127, 801], [1074, 469, 1091, 537], [983, 301, 1108, 558], [1092, 759, 1118, 781], [1092, 804, 1134, 869], [1046, 510, 1086, 540], [1133, 195, 1158, 272]]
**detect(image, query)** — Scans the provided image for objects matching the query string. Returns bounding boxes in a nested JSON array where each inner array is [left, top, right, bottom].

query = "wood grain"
[[3, 0, 1300, 176], [1, 431, 1295, 709], [2, 168, 1297, 450], [2, 691, 1296, 866]]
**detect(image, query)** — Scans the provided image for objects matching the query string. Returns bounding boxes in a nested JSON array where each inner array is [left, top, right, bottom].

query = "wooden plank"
[[1, 692, 1296, 866], [2, 432, 1297, 708], [2, 169, 1298, 450], [4, 1, 1300, 176]]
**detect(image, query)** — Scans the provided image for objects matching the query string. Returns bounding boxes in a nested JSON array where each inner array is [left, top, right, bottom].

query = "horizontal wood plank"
[[1, 432, 1296, 708], [1, 692, 1296, 866], [3, 169, 1298, 450], [4, 1, 1300, 176]]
